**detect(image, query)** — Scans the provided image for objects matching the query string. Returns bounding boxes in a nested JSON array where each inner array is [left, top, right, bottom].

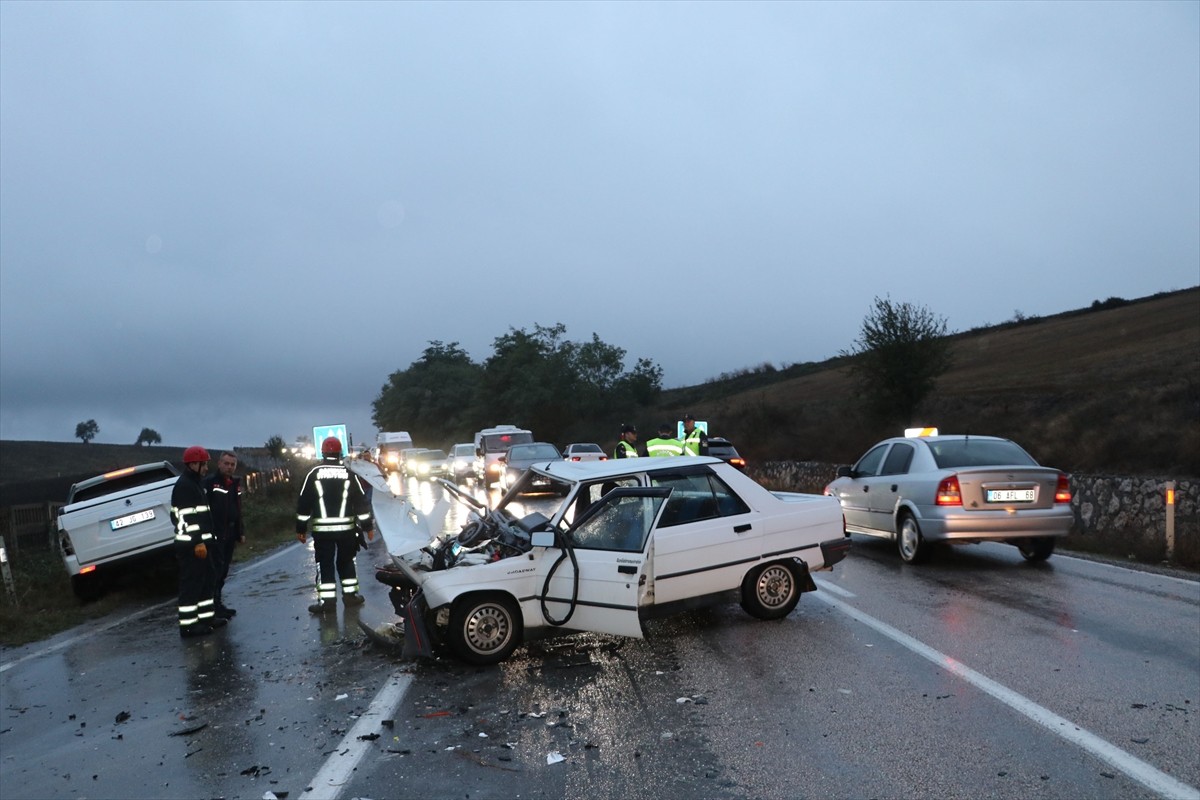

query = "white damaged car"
[[361, 456, 850, 665]]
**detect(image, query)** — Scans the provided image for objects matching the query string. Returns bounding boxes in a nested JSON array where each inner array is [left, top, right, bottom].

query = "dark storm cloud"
[[1, 0, 1197, 448]]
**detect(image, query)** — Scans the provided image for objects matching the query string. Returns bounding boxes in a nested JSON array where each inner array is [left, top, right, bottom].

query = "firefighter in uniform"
[[681, 412, 709, 456], [172, 446, 226, 638], [203, 450, 244, 619], [296, 437, 375, 614], [645, 423, 685, 457], [614, 424, 641, 458]]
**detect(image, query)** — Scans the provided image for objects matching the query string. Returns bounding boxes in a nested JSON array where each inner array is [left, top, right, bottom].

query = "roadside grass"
[[0, 477, 301, 648]]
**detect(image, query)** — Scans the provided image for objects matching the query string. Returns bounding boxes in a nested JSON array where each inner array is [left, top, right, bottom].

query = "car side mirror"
[[498, 455, 506, 463], [531, 530, 556, 548], [836, 465, 854, 478]]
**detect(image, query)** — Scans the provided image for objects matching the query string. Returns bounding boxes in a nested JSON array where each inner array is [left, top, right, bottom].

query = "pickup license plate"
[[986, 489, 1035, 503], [111, 509, 155, 530]]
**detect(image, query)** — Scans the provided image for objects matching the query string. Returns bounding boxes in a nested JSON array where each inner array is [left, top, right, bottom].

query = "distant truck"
[[474, 424, 534, 486], [57, 461, 181, 600], [376, 431, 414, 474]]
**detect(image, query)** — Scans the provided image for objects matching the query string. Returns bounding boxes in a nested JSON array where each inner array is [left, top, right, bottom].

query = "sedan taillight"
[[1054, 473, 1072, 504], [936, 476, 962, 506]]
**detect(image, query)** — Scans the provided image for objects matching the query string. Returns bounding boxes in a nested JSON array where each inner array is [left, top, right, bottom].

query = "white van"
[[473, 424, 533, 486], [376, 431, 414, 474]]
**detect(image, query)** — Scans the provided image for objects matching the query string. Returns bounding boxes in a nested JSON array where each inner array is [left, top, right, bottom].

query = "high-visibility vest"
[[682, 428, 705, 456], [646, 437, 684, 457], [615, 440, 638, 459]]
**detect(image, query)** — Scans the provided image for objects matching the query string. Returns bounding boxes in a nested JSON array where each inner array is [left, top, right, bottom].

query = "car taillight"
[[599, 455, 607, 460], [1054, 473, 1072, 503], [570, 456, 581, 461], [730, 457, 746, 469], [936, 476, 962, 506]]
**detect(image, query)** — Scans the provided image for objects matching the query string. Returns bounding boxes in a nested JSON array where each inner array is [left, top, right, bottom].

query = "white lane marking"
[[1055, 552, 1200, 588], [0, 543, 303, 673], [813, 577, 856, 598], [812, 592, 1200, 800], [300, 671, 413, 800]]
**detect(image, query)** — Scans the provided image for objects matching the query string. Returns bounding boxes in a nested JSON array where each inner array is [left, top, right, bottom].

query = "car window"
[[568, 493, 665, 552], [928, 440, 1038, 468], [511, 444, 560, 460], [880, 443, 914, 475], [650, 472, 749, 528], [853, 444, 890, 477], [70, 466, 178, 503], [572, 444, 602, 453], [560, 478, 640, 528]]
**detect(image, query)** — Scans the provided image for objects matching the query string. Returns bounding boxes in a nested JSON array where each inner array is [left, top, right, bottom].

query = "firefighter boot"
[[308, 599, 336, 615], [343, 592, 365, 607]]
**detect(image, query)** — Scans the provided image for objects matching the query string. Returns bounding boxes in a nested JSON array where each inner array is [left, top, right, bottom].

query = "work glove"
[[366, 528, 375, 542], [297, 532, 307, 544], [193, 543, 207, 560]]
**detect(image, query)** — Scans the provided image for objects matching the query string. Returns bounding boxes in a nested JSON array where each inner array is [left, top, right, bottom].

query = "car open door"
[[534, 487, 669, 638]]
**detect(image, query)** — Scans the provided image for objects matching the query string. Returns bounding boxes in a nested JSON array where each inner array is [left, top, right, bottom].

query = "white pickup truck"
[[57, 462, 180, 600], [364, 455, 851, 664]]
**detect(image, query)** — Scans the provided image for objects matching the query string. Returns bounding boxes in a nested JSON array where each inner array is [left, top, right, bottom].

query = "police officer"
[[614, 424, 641, 458], [204, 450, 244, 619], [681, 412, 709, 456], [296, 437, 375, 614], [172, 446, 226, 638], [645, 423, 684, 457]]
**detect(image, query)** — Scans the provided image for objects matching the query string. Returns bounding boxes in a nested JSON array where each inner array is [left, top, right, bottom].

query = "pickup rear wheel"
[[448, 594, 521, 665], [740, 562, 801, 620], [71, 572, 106, 602], [896, 513, 930, 564]]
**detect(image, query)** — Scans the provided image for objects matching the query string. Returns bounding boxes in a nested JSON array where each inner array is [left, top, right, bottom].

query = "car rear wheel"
[[1017, 537, 1056, 562], [448, 594, 521, 665], [740, 562, 801, 620], [896, 514, 930, 564]]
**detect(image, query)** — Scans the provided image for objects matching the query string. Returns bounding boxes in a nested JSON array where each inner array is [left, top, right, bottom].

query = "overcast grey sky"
[[1, 0, 1197, 451]]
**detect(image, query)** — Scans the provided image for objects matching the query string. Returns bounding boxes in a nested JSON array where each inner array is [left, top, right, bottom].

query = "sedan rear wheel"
[[896, 514, 930, 564], [1018, 537, 1056, 562], [740, 562, 801, 620]]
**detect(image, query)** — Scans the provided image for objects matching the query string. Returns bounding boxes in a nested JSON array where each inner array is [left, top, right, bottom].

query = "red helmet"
[[321, 436, 343, 457], [182, 446, 210, 464]]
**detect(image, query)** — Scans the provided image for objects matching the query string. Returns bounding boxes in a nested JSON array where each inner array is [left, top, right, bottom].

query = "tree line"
[[73, 419, 162, 446], [372, 324, 664, 447]]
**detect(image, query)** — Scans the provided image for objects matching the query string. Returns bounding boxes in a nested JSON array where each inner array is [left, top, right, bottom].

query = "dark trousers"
[[176, 543, 216, 629], [313, 532, 361, 600], [212, 535, 237, 606]]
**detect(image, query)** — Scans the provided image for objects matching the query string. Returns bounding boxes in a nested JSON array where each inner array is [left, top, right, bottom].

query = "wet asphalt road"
[[1, 478, 1198, 800]]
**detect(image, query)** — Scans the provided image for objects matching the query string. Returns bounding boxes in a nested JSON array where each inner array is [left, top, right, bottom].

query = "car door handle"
[[862, 486, 869, 492], [734, 524, 751, 533], [890, 484, 898, 492], [618, 565, 636, 575]]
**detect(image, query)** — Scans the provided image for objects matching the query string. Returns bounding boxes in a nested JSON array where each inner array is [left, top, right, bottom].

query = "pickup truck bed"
[[57, 462, 180, 599]]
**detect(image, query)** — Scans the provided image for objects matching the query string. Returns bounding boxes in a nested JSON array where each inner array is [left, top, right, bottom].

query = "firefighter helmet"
[[182, 446, 210, 464], [321, 436, 343, 457]]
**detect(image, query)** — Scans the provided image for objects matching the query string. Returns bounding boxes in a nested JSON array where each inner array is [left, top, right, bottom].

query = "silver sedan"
[[824, 433, 1073, 563]]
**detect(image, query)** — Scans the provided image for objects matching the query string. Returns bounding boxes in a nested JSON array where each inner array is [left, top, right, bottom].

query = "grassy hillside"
[[650, 287, 1200, 477]]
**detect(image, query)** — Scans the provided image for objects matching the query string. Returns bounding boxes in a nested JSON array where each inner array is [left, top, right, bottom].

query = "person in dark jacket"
[[203, 450, 245, 619], [296, 437, 375, 614], [172, 446, 226, 638], [614, 424, 641, 458]]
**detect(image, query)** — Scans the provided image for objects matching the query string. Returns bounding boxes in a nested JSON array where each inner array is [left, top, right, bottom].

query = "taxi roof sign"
[[904, 427, 939, 438]]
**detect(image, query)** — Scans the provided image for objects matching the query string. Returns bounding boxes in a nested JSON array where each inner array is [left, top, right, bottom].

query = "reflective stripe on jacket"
[[296, 459, 373, 537]]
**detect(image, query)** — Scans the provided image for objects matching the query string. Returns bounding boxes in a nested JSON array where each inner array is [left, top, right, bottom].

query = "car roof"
[[535, 455, 723, 482]]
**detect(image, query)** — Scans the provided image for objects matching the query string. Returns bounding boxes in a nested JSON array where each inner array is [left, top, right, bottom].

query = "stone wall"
[[750, 462, 1199, 570]]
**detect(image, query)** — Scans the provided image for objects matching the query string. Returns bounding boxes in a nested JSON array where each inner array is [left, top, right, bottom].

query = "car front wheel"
[[896, 514, 930, 564], [740, 562, 801, 620], [448, 594, 521, 665], [1017, 537, 1056, 561]]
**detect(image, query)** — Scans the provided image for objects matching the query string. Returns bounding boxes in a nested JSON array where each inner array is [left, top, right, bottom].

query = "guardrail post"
[[1165, 481, 1176, 561], [1, 535, 17, 605]]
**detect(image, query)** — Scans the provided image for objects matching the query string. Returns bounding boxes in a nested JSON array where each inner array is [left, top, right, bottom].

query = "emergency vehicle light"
[[103, 467, 136, 479]]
